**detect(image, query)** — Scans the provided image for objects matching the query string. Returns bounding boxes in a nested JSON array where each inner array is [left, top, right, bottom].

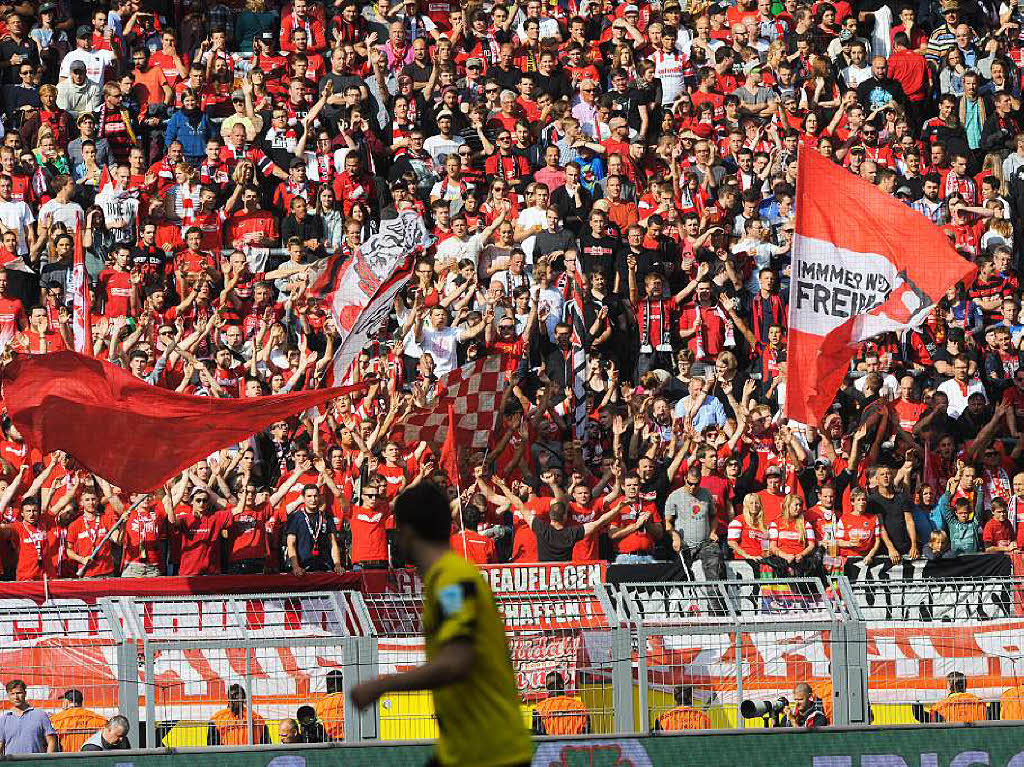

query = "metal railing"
[[1, 575, 1022, 751]]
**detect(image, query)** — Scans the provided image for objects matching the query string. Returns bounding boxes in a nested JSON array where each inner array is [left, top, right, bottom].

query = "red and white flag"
[[786, 147, 977, 426], [305, 210, 433, 384], [70, 225, 93, 355], [402, 356, 504, 449]]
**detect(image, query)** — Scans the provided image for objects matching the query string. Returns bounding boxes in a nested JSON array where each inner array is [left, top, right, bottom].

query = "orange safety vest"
[[932, 692, 987, 723], [313, 692, 345, 740], [657, 705, 710, 731], [1001, 686, 1024, 721], [51, 707, 107, 752], [535, 695, 590, 735], [210, 707, 267, 745]]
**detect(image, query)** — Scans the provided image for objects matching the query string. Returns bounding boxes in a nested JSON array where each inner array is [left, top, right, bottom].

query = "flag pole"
[[76, 494, 150, 577]]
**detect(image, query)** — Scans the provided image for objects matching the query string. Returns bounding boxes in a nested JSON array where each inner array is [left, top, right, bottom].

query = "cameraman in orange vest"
[[531, 671, 591, 736]]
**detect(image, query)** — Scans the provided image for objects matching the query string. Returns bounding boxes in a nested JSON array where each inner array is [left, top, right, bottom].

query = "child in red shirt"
[[983, 498, 1017, 552]]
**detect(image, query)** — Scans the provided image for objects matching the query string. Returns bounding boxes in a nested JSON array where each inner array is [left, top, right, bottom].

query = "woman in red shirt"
[[768, 495, 816, 573], [728, 494, 769, 561]]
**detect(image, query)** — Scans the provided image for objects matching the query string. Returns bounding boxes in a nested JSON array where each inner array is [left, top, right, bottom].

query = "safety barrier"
[[3, 569, 1024, 751]]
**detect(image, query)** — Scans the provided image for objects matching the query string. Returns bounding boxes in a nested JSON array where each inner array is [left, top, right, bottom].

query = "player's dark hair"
[[394, 482, 451, 543]]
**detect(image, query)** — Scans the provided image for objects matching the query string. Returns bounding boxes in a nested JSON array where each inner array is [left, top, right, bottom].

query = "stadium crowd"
[[0, 0, 1018, 580]]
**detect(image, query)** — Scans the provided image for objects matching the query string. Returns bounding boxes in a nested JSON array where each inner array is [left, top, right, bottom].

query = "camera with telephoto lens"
[[740, 697, 789, 719]]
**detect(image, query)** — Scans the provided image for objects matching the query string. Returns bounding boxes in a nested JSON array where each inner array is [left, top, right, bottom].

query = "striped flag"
[[305, 211, 434, 384], [71, 225, 93, 356]]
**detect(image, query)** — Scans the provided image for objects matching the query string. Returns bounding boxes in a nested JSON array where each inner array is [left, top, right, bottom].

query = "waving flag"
[[71, 226, 93, 355], [402, 356, 504, 449], [306, 210, 433, 383], [0, 351, 373, 492], [786, 147, 977, 426]]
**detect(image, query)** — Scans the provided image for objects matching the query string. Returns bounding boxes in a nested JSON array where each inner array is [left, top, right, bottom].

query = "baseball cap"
[[258, 30, 275, 42], [813, 457, 832, 470], [76, 24, 92, 39], [436, 109, 454, 120], [70, 60, 87, 73], [609, 115, 628, 128], [231, 89, 244, 101], [896, 185, 913, 197], [765, 465, 783, 477], [38, 2, 56, 13], [623, 3, 639, 12], [744, 60, 762, 76], [466, 56, 484, 68]]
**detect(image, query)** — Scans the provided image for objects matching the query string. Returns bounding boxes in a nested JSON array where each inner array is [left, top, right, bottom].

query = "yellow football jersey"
[[422, 552, 533, 767]]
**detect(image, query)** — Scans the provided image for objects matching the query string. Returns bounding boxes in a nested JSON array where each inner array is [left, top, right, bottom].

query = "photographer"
[[784, 683, 829, 729]]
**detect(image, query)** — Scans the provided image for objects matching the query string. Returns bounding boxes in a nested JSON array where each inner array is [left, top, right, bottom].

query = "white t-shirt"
[[423, 134, 465, 166], [0, 199, 35, 254], [38, 199, 83, 232], [435, 232, 487, 269], [516, 206, 548, 263], [418, 325, 462, 376], [59, 48, 116, 85], [842, 63, 872, 89], [936, 377, 987, 419]]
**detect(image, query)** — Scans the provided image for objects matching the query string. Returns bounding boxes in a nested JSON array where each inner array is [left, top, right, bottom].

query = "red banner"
[[510, 634, 582, 702]]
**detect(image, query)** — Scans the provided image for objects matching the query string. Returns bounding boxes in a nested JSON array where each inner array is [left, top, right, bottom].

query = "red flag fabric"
[[786, 147, 977, 426], [438, 403, 459, 486], [71, 225, 92, 355], [0, 351, 372, 492]]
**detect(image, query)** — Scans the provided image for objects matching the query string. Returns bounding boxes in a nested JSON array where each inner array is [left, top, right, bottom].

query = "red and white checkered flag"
[[402, 356, 504, 449]]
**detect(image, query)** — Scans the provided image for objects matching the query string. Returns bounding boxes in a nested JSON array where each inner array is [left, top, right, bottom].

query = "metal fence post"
[[611, 626, 634, 733], [116, 641, 140, 745], [355, 636, 380, 740], [635, 625, 648, 734], [244, 648, 254, 745], [143, 641, 156, 750], [837, 577, 870, 725]]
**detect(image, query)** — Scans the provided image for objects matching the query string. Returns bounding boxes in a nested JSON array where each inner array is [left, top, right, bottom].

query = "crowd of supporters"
[[0, 0, 1019, 579]]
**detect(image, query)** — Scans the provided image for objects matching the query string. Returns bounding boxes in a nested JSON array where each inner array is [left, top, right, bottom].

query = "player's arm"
[[351, 637, 474, 707]]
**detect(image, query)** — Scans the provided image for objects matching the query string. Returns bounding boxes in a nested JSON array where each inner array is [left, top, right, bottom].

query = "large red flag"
[[438, 403, 459, 487], [0, 351, 372, 492], [71, 224, 92, 355], [786, 147, 977, 426]]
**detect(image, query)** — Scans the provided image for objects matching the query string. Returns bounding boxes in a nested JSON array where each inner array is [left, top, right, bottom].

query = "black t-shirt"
[[532, 518, 584, 562], [867, 490, 912, 554], [578, 232, 618, 282], [286, 509, 338, 570]]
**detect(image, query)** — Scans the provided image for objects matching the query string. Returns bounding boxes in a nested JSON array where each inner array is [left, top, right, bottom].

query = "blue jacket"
[[931, 491, 986, 555], [164, 109, 213, 159]]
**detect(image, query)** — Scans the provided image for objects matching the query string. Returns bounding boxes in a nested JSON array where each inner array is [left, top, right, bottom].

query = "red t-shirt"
[[728, 516, 768, 558], [983, 517, 1014, 549], [121, 502, 168, 567], [228, 502, 275, 563], [66, 510, 120, 577], [769, 517, 814, 557], [97, 268, 134, 318], [11, 518, 58, 581], [348, 504, 389, 564], [0, 295, 26, 335], [836, 512, 879, 556], [451, 530, 496, 564], [611, 499, 659, 554], [176, 507, 231, 575], [756, 490, 786, 526], [569, 497, 605, 562]]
